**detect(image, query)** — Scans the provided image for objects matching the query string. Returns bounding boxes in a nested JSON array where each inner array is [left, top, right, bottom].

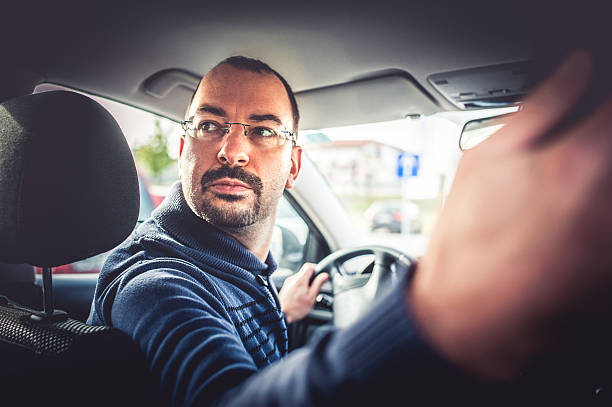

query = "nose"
[[217, 124, 250, 166]]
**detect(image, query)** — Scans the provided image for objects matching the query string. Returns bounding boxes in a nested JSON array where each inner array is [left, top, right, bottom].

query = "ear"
[[179, 136, 185, 157], [285, 146, 302, 189], [178, 136, 185, 173]]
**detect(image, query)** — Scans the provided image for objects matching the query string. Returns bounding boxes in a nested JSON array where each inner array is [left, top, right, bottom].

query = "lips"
[[200, 165, 263, 197], [206, 178, 252, 194]]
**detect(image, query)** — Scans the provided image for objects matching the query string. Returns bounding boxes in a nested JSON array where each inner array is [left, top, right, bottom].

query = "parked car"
[[365, 199, 422, 234]]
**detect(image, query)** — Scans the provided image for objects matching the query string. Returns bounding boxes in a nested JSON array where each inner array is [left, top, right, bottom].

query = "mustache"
[[200, 166, 263, 196]]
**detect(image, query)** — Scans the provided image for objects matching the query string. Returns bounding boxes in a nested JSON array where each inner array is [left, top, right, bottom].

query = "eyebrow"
[[195, 105, 284, 127], [196, 104, 227, 118], [248, 114, 283, 126]]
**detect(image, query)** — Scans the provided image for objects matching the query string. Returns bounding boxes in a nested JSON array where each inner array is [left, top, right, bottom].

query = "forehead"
[[189, 65, 292, 124]]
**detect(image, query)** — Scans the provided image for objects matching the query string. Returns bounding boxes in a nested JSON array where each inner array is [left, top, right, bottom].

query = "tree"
[[134, 118, 176, 181]]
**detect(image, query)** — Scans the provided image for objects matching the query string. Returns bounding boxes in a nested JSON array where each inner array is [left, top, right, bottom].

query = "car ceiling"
[[4, 0, 533, 129]]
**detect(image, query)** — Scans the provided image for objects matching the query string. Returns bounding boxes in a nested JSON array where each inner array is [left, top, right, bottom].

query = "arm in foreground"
[[410, 50, 612, 379]]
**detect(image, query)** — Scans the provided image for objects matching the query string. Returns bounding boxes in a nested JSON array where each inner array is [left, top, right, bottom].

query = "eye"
[[250, 127, 276, 138], [198, 121, 221, 132]]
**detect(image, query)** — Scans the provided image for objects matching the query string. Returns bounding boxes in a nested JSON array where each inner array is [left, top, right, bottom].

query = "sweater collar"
[[152, 182, 277, 276]]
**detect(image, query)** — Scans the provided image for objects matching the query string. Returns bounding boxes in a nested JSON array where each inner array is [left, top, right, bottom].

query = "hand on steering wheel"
[[312, 245, 415, 327]]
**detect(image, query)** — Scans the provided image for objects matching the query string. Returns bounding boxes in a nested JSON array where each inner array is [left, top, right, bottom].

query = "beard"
[[200, 192, 262, 228], [197, 165, 269, 228]]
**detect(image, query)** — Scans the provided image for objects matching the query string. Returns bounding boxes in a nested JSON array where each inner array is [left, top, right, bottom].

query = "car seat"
[[0, 90, 164, 406]]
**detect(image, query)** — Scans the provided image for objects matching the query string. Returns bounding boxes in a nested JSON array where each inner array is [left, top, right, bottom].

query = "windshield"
[[300, 106, 515, 257]]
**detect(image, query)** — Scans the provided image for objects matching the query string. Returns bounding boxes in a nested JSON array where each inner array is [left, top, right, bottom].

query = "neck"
[[217, 214, 276, 262]]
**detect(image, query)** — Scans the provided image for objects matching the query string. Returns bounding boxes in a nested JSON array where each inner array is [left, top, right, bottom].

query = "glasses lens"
[[247, 126, 284, 147], [192, 119, 226, 140]]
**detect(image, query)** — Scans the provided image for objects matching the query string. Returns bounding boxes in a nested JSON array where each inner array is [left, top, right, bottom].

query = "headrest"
[[0, 91, 139, 267]]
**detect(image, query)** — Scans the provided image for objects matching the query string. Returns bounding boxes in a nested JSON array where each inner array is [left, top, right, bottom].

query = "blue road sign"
[[397, 153, 419, 178]]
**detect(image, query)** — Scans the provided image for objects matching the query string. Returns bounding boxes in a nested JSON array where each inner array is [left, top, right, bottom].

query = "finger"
[[565, 95, 612, 148], [308, 273, 330, 297], [497, 50, 593, 149], [297, 263, 316, 281]]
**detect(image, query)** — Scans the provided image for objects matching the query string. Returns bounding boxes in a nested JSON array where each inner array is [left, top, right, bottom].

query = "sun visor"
[[428, 61, 531, 110], [296, 74, 439, 131], [142, 69, 440, 129]]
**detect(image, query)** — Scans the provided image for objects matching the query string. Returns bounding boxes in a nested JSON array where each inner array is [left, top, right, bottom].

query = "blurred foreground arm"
[[409, 50, 612, 379]]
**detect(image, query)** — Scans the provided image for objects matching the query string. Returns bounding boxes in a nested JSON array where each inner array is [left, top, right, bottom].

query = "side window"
[[271, 197, 309, 272], [269, 195, 331, 290]]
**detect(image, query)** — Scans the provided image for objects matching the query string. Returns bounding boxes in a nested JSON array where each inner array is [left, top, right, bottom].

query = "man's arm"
[[107, 265, 261, 407], [409, 50, 612, 379]]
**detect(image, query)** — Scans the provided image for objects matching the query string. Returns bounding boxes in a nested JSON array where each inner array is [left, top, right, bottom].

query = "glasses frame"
[[181, 118, 297, 147]]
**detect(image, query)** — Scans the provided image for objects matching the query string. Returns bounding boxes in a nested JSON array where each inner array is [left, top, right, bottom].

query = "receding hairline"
[[189, 66, 292, 124], [189, 63, 287, 111], [204, 63, 287, 89]]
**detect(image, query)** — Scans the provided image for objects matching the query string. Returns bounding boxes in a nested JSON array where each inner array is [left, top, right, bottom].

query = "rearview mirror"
[[459, 112, 516, 151]]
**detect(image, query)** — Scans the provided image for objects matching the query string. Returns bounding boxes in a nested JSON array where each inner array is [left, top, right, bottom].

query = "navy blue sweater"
[[88, 182, 452, 406]]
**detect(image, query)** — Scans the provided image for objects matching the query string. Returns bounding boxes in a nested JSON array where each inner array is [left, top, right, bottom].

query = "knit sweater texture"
[[88, 182, 450, 407]]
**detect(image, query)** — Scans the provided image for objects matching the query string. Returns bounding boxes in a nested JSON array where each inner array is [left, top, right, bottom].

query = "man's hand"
[[278, 263, 329, 323], [409, 50, 612, 379]]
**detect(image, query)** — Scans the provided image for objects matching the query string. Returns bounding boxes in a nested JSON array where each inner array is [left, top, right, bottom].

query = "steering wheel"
[[312, 245, 415, 327]]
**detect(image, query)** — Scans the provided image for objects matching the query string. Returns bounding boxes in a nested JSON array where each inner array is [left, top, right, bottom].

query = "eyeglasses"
[[181, 118, 297, 148]]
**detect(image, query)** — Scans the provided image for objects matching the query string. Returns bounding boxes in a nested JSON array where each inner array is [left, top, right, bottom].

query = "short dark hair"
[[188, 56, 300, 136]]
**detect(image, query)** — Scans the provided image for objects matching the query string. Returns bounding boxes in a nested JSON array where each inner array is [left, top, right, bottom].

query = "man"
[[89, 52, 612, 406], [89, 57, 332, 406]]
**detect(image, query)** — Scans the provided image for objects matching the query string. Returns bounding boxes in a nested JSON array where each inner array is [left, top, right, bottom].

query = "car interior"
[[1, 0, 611, 405]]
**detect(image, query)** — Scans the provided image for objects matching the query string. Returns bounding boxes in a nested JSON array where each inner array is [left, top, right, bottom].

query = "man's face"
[[179, 64, 301, 228]]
